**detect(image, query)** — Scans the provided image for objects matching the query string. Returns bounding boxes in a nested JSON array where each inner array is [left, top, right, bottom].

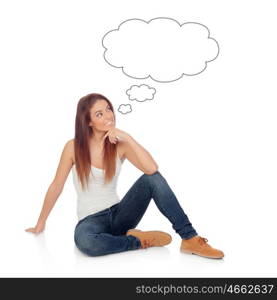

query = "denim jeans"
[[74, 171, 198, 256]]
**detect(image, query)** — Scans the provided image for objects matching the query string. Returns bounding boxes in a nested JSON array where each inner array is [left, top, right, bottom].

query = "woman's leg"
[[111, 171, 198, 239], [74, 210, 141, 256]]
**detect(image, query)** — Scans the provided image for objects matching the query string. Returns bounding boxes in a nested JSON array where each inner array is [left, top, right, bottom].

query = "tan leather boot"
[[126, 229, 172, 249], [181, 235, 224, 259]]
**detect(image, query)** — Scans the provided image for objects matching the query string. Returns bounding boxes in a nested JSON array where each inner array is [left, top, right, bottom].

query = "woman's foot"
[[181, 235, 224, 259], [126, 228, 172, 249]]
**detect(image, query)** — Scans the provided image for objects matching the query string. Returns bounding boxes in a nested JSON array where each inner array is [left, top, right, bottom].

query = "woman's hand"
[[25, 222, 45, 235], [102, 127, 129, 144]]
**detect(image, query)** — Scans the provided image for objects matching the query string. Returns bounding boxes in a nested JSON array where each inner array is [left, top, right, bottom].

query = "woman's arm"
[[25, 140, 74, 234], [122, 133, 159, 175], [103, 128, 159, 174]]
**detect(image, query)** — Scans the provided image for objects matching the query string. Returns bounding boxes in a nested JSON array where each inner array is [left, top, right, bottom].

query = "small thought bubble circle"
[[118, 104, 132, 114], [126, 84, 156, 102]]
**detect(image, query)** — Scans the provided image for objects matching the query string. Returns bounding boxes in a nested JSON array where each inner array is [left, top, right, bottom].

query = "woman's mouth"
[[105, 121, 113, 126]]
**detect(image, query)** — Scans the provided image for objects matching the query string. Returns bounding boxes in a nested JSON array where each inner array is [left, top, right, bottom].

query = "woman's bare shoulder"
[[67, 139, 75, 164]]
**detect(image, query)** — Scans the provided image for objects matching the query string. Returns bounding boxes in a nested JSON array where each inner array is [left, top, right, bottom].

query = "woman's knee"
[[141, 171, 166, 189], [74, 233, 106, 257]]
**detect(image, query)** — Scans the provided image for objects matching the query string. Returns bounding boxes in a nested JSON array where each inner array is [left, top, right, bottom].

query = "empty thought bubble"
[[126, 84, 156, 102], [102, 17, 219, 83], [118, 104, 132, 114]]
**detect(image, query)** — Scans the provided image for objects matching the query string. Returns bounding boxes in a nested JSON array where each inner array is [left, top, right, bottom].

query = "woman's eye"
[[96, 107, 111, 117]]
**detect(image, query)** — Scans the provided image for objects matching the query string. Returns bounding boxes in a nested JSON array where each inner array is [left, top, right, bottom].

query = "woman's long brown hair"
[[74, 93, 118, 190]]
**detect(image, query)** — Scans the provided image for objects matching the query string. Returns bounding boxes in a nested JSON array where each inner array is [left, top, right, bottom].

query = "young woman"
[[26, 93, 224, 259]]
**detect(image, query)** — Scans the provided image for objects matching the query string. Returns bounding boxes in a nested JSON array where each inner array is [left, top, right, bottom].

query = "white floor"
[[2, 199, 277, 278]]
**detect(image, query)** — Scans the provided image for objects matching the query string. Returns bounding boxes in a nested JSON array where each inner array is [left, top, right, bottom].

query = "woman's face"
[[89, 100, 115, 131]]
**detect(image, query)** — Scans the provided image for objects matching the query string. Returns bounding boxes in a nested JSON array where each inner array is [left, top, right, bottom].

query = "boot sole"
[[180, 248, 224, 259]]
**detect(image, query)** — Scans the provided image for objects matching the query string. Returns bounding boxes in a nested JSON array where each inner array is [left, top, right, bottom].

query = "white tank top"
[[72, 154, 124, 221]]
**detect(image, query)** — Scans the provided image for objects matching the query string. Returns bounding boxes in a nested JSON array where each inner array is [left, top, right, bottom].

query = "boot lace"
[[198, 237, 209, 245], [141, 238, 155, 249]]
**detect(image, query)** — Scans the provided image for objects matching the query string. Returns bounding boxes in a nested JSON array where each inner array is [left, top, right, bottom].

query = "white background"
[[0, 0, 276, 277]]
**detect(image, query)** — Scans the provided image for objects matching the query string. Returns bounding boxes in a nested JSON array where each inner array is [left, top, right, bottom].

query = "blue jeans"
[[74, 171, 198, 256]]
